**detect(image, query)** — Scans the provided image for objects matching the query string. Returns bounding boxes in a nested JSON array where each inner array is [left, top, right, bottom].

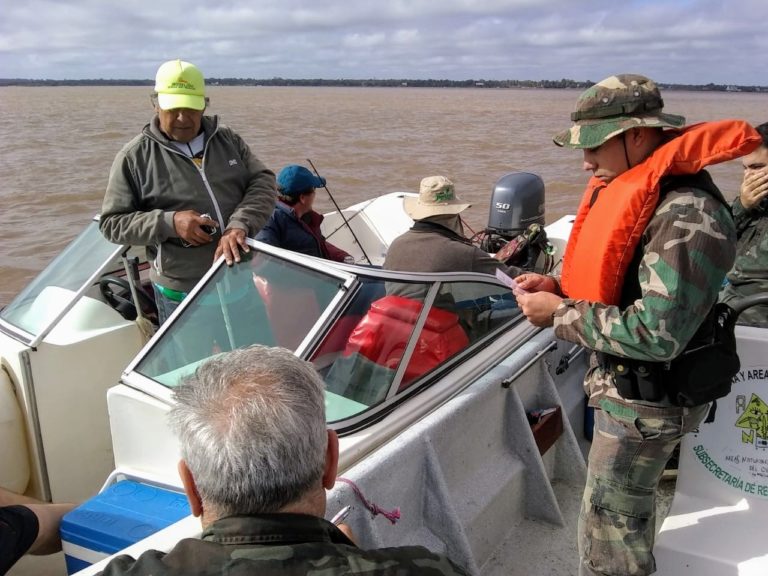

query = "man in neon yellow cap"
[[100, 59, 277, 324]]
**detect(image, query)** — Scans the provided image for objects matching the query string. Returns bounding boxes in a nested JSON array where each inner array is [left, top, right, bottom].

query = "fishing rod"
[[306, 159, 373, 265]]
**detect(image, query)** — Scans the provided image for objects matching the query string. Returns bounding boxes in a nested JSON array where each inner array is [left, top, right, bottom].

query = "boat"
[[2, 172, 766, 575], [0, 172, 557, 507]]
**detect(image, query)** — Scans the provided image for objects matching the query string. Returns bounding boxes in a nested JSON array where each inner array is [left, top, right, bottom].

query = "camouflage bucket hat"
[[553, 74, 686, 149]]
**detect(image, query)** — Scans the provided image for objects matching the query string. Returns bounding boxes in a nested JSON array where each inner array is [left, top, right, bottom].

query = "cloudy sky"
[[1, 0, 766, 84]]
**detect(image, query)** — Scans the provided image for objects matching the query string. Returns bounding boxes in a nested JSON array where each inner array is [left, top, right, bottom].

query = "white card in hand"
[[495, 268, 527, 294]]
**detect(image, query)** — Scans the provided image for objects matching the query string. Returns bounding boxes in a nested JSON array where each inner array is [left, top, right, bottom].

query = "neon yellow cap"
[[154, 59, 206, 111]]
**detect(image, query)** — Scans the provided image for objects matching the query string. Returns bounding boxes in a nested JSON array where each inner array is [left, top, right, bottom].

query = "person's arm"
[[513, 272, 564, 326], [514, 272, 562, 295], [225, 131, 276, 237], [335, 523, 358, 545], [730, 196, 751, 235], [0, 488, 38, 507], [732, 167, 768, 235], [323, 240, 351, 262], [468, 245, 523, 277], [214, 130, 276, 264], [22, 502, 74, 555], [99, 147, 179, 246], [733, 181, 768, 234], [553, 190, 737, 362], [253, 211, 282, 247], [738, 168, 768, 211], [0, 487, 75, 565]]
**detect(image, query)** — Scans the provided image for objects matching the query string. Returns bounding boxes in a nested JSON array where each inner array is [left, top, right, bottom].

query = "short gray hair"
[[169, 345, 327, 516]]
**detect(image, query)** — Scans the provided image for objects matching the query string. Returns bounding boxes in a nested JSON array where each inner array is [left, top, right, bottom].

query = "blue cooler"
[[60, 480, 191, 574]]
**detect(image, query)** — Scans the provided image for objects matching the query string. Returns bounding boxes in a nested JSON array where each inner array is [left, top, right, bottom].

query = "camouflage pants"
[[578, 399, 709, 575]]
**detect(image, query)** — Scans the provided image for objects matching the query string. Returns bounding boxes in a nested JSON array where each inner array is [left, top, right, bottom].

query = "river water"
[[1, 86, 765, 305]]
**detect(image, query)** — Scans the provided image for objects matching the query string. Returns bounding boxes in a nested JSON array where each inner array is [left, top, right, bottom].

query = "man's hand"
[[214, 228, 249, 265], [336, 523, 358, 545], [173, 210, 218, 246], [513, 273, 559, 294], [516, 292, 563, 327], [740, 167, 768, 210]]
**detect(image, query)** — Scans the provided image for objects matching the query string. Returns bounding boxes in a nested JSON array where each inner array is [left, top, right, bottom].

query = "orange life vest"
[[560, 120, 761, 305]]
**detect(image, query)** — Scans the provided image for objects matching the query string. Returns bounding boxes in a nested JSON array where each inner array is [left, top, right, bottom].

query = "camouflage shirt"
[[553, 185, 736, 405], [720, 196, 768, 326], [98, 513, 470, 576]]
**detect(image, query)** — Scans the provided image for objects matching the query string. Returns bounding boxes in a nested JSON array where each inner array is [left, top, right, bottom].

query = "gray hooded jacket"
[[100, 115, 276, 292]]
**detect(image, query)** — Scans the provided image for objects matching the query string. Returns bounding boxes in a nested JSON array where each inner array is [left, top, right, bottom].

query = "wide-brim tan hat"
[[404, 176, 471, 220]]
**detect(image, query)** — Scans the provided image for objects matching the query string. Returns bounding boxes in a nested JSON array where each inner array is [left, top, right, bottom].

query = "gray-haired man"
[[98, 345, 468, 576]]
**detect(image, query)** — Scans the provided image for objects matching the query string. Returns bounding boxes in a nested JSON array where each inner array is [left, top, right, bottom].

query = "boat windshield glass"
[[313, 275, 521, 422], [133, 248, 522, 426], [135, 250, 345, 389], [0, 221, 120, 336]]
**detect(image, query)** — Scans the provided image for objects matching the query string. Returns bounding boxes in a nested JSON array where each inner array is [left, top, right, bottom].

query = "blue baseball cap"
[[277, 165, 326, 197]]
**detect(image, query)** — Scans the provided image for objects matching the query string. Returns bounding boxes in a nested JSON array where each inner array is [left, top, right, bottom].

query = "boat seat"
[[309, 281, 388, 371], [323, 295, 469, 407], [344, 295, 469, 388]]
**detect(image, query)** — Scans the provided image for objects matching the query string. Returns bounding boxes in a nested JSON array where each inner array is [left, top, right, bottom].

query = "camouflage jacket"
[[553, 184, 736, 406], [720, 196, 768, 326], [98, 513, 470, 576]]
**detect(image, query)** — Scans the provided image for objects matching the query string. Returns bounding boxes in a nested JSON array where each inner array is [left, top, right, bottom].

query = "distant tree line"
[[0, 77, 765, 92]]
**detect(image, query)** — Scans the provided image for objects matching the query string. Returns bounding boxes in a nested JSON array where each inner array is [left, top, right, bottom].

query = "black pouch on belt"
[[607, 357, 638, 400], [599, 353, 665, 402], [661, 303, 740, 407]]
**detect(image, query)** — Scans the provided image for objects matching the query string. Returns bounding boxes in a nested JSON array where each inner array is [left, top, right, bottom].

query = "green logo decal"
[[735, 393, 768, 445], [434, 186, 454, 202]]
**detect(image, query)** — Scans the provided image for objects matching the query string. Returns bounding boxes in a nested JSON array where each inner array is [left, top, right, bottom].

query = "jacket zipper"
[[148, 125, 226, 231], [147, 125, 225, 280], [198, 129, 225, 230]]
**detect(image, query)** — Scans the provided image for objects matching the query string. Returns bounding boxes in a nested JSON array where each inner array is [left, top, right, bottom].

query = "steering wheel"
[[99, 276, 158, 322]]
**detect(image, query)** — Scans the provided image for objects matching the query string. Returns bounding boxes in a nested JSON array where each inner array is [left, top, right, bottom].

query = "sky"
[[1, 0, 766, 85]]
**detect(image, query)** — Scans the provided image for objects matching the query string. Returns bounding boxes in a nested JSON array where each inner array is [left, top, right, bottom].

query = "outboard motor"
[[479, 172, 552, 272], [481, 172, 545, 251]]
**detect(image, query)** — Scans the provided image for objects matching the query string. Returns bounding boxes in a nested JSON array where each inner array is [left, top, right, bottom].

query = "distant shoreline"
[[0, 78, 765, 92]]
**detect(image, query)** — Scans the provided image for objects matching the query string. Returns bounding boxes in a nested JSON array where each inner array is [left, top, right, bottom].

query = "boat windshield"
[[0, 221, 123, 337], [134, 249, 347, 388], [131, 246, 522, 425]]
